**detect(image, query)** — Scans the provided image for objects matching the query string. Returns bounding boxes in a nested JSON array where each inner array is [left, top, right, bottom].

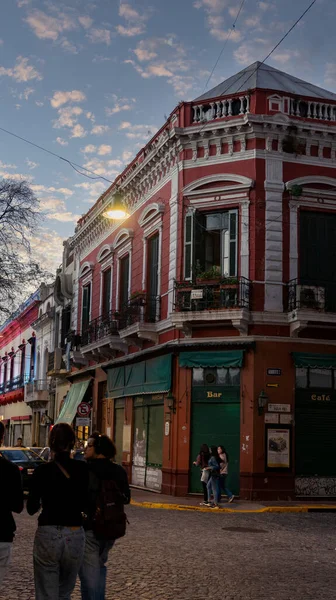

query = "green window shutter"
[[229, 209, 238, 277], [147, 404, 164, 467], [114, 405, 124, 464], [119, 255, 129, 309], [102, 269, 111, 316], [82, 284, 91, 331], [148, 234, 159, 297], [179, 350, 244, 368], [184, 212, 194, 280]]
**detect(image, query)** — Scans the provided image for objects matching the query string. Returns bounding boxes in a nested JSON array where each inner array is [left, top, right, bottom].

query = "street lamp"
[[103, 190, 130, 220], [257, 390, 268, 416]]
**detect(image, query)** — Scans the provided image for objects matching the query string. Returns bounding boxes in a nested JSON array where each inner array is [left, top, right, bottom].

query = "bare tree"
[[0, 179, 50, 322]]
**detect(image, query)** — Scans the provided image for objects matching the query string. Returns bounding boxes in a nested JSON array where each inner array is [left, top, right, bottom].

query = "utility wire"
[[202, 0, 247, 94], [0, 126, 114, 184]]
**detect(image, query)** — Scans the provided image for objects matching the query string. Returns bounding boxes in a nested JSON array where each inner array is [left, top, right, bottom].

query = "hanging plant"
[[289, 184, 303, 198]]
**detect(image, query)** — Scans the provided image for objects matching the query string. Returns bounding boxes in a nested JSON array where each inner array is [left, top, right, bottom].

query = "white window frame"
[[116, 241, 132, 310], [99, 263, 113, 316]]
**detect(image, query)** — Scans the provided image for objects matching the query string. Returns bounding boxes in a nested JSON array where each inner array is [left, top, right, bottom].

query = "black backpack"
[[92, 477, 127, 541]]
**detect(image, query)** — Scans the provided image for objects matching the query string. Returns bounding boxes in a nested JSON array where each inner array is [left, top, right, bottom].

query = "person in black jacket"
[[27, 423, 89, 600], [79, 432, 130, 600], [0, 421, 24, 584]]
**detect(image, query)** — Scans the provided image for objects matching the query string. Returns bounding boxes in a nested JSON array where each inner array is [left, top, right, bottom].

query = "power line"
[[202, 0, 247, 94], [0, 126, 114, 184]]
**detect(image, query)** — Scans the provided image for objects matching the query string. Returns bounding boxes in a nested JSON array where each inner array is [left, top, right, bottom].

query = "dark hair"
[[49, 423, 75, 454], [210, 445, 221, 465], [0, 422, 4, 442], [199, 443, 210, 468], [90, 431, 116, 459], [218, 445, 229, 462], [17, 437, 22, 441]]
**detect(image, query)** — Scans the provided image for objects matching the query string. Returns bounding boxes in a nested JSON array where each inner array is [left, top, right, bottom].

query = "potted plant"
[[130, 290, 147, 305], [220, 276, 239, 289], [196, 265, 222, 285]]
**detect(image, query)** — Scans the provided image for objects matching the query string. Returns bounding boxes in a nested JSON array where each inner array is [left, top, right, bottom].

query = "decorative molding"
[[286, 175, 336, 189], [138, 202, 165, 227], [97, 244, 114, 263], [79, 261, 94, 279], [183, 173, 254, 194], [113, 228, 134, 250]]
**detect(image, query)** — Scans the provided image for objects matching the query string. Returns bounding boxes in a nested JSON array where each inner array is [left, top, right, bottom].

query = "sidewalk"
[[130, 487, 336, 513]]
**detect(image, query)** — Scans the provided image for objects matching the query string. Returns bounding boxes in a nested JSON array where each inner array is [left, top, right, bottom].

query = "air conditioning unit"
[[297, 285, 325, 310], [54, 347, 63, 370]]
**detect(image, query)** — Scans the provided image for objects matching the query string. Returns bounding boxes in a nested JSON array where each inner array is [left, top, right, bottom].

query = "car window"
[[2, 450, 39, 461]]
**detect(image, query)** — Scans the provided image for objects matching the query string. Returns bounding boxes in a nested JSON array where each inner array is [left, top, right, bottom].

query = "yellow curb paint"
[[130, 500, 336, 514]]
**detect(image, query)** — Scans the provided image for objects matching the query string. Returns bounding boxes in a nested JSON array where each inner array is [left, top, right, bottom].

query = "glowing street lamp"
[[103, 190, 130, 220]]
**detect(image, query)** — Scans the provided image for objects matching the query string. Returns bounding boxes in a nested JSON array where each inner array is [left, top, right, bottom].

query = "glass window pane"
[[184, 244, 191, 279], [230, 211, 237, 239], [185, 215, 192, 243], [217, 368, 229, 385], [192, 368, 203, 385], [309, 369, 332, 389], [229, 241, 237, 276], [229, 368, 240, 386], [296, 368, 308, 388]]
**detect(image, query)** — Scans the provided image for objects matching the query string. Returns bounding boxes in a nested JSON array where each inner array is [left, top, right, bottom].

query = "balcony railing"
[[174, 278, 251, 311], [287, 280, 336, 313], [118, 295, 161, 330], [81, 311, 118, 346], [3, 376, 24, 393], [25, 379, 49, 394]]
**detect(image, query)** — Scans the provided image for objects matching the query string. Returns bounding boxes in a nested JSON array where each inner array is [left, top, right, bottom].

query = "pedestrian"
[[205, 446, 221, 509], [193, 444, 210, 505], [218, 445, 235, 503], [27, 423, 89, 600], [0, 421, 24, 584], [79, 431, 130, 600], [15, 437, 23, 447]]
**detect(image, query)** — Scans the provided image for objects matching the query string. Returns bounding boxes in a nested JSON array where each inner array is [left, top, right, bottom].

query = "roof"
[[195, 61, 336, 102]]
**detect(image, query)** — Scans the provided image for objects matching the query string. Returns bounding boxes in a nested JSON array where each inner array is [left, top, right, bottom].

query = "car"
[[0, 447, 44, 491]]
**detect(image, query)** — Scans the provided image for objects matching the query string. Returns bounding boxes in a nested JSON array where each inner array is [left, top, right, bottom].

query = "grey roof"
[[195, 61, 336, 102]]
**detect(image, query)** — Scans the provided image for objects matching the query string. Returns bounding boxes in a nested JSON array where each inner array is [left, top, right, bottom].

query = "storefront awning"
[[55, 380, 90, 425], [292, 352, 336, 369], [179, 350, 244, 368], [107, 355, 172, 398]]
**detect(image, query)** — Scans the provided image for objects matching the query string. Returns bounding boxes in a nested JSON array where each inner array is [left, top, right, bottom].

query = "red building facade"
[[66, 62, 336, 499]]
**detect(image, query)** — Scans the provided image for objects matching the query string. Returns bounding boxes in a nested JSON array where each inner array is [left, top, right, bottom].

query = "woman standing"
[[193, 444, 210, 506], [206, 446, 221, 509], [27, 423, 89, 600], [218, 445, 234, 503]]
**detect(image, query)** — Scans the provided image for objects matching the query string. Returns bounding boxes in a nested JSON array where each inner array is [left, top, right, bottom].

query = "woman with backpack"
[[80, 432, 130, 600], [218, 445, 235, 503], [27, 423, 89, 600], [205, 446, 221, 509], [193, 443, 211, 505]]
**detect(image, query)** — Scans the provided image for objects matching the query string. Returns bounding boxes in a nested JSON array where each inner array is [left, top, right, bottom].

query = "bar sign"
[[267, 368, 282, 376]]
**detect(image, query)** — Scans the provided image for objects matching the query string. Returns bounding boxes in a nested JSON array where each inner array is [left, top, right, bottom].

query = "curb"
[[130, 500, 336, 514]]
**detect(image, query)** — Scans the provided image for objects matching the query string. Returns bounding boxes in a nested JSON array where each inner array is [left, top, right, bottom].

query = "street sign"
[[265, 413, 279, 424], [268, 403, 291, 413], [76, 417, 91, 427], [191, 289, 203, 300], [77, 402, 91, 417], [267, 369, 282, 376]]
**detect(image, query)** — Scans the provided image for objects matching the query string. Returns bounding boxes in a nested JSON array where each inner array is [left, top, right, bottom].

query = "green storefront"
[[293, 352, 336, 497], [107, 355, 171, 491], [180, 350, 243, 497]]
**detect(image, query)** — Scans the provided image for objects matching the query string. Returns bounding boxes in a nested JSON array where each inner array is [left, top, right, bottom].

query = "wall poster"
[[266, 426, 291, 470]]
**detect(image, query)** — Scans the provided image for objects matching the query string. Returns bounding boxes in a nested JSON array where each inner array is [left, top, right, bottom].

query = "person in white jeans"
[[0, 422, 24, 583]]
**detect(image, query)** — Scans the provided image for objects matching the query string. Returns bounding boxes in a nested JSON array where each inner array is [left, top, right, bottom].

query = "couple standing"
[[194, 444, 234, 508], [0, 421, 130, 599]]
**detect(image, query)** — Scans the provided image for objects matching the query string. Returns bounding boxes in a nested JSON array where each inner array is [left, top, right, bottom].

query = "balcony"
[[80, 311, 126, 357], [118, 295, 161, 344], [171, 278, 251, 336], [287, 280, 336, 336], [4, 376, 24, 393], [25, 379, 50, 408]]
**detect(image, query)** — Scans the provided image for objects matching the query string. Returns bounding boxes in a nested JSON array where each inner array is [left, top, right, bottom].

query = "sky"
[[0, 0, 335, 274]]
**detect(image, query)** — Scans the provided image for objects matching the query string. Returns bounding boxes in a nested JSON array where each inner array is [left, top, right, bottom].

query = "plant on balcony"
[[130, 290, 147, 305], [196, 265, 221, 284], [220, 276, 239, 288]]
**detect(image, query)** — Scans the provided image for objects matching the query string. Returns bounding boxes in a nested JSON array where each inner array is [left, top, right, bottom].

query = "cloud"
[[47, 211, 80, 223], [0, 161, 17, 170], [272, 50, 300, 65], [325, 63, 336, 87], [71, 124, 87, 138], [55, 137, 68, 146], [81, 144, 97, 154], [105, 94, 135, 116], [39, 197, 80, 223], [83, 157, 122, 178], [30, 228, 65, 274], [25, 159, 39, 169], [0, 56, 42, 82], [119, 121, 132, 130], [91, 124, 110, 135], [75, 180, 106, 200], [119, 4, 142, 21], [87, 28, 111, 45], [234, 41, 265, 65], [25, 9, 76, 41], [98, 144, 112, 155], [118, 121, 157, 140], [35, 100, 44, 107], [258, 1, 273, 9], [86, 111, 95, 122], [60, 38, 80, 54], [0, 170, 34, 182], [78, 16, 93, 29], [122, 150, 133, 162], [194, 0, 228, 12], [116, 25, 145, 37], [51, 89, 86, 108], [53, 106, 83, 128], [31, 184, 73, 196], [133, 40, 158, 62]]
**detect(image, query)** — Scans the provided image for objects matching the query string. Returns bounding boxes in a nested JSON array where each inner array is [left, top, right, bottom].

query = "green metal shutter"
[[114, 403, 124, 464], [147, 405, 164, 467]]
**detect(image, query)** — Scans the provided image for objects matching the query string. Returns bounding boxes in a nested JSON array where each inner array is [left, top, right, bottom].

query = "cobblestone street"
[[2, 505, 336, 600]]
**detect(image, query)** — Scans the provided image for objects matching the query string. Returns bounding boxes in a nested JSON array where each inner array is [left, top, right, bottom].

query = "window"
[[2, 361, 7, 387], [101, 268, 112, 316], [296, 367, 334, 389], [9, 354, 15, 382], [61, 305, 72, 347], [147, 234, 159, 321], [192, 367, 240, 386], [184, 209, 238, 280], [82, 284, 91, 332], [296, 368, 308, 388], [28, 337, 36, 382], [119, 255, 130, 309], [20, 345, 25, 381]]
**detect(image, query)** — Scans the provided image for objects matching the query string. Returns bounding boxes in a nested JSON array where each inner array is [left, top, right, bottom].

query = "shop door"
[[189, 368, 241, 496], [132, 400, 164, 491], [295, 389, 336, 494], [12, 424, 22, 446], [23, 423, 32, 447], [114, 400, 125, 464]]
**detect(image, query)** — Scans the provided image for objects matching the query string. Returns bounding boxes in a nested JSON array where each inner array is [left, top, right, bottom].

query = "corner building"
[[65, 62, 336, 500]]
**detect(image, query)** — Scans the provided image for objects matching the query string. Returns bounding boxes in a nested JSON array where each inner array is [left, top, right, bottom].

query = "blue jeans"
[[0, 542, 12, 584], [79, 530, 114, 600], [33, 526, 85, 600], [207, 476, 220, 504], [219, 475, 233, 500]]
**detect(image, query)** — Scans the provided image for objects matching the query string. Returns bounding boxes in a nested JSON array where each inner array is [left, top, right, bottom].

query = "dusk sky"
[[0, 0, 334, 273]]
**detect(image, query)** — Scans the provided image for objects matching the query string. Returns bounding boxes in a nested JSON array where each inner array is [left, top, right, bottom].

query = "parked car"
[[0, 447, 44, 491], [27, 447, 44, 458]]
